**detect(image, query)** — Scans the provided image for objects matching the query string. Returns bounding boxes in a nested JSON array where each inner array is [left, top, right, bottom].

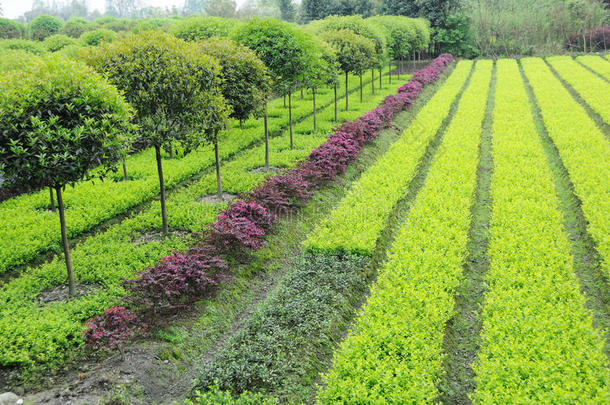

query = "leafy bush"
[[79, 29, 116, 46], [188, 386, 278, 405], [171, 16, 239, 41], [247, 172, 312, 216], [62, 17, 90, 38], [43, 34, 75, 52], [0, 18, 25, 39], [0, 38, 45, 54], [27, 14, 63, 41], [83, 306, 142, 350]]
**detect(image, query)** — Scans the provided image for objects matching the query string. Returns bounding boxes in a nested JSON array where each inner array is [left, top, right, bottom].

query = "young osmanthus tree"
[[233, 18, 310, 154], [0, 55, 134, 296], [302, 37, 337, 130], [198, 38, 271, 199], [319, 29, 375, 111], [84, 31, 228, 235]]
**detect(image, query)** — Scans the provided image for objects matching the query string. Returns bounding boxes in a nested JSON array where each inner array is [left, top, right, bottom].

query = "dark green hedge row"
[[196, 253, 371, 403]]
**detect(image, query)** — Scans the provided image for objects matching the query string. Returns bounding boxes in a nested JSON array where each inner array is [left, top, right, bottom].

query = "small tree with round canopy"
[[0, 55, 134, 296], [310, 15, 386, 102], [83, 31, 228, 235], [301, 37, 337, 130], [233, 18, 310, 153], [171, 16, 242, 41], [198, 37, 271, 197], [318, 29, 374, 112]]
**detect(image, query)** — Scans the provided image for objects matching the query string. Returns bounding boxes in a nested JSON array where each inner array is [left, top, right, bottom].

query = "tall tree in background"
[[105, 0, 142, 18], [184, 0, 207, 14], [301, 0, 333, 23], [334, 0, 375, 18], [277, 0, 296, 21], [380, 0, 459, 28], [205, 0, 236, 18]]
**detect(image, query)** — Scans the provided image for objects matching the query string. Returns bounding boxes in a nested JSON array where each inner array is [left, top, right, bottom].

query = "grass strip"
[[577, 54, 610, 81], [304, 60, 474, 255], [546, 55, 610, 125], [471, 58, 610, 403], [317, 60, 492, 403], [521, 57, 610, 282], [0, 67, 390, 276], [0, 76, 404, 369]]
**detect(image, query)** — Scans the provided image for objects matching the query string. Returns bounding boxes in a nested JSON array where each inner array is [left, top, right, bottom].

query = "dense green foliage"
[[43, 34, 75, 52], [473, 58, 610, 402], [62, 17, 90, 38], [198, 254, 370, 402], [199, 38, 271, 123], [27, 14, 64, 41], [171, 16, 240, 41], [0, 18, 25, 39], [0, 38, 45, 54], [577, 54, 610, 81], [0, 55, 133, 192], [318, 29, 375, 76], [318, 60, 491, 402], [306, 61, 472, 254], [79, 28, 116, 46]]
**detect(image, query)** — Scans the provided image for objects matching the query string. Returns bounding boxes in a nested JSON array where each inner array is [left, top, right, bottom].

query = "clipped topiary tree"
[[233, 18, 309, 153], [199, 38, 271, 194], [43, 34, 75, 52], [0, 55, 134, 296], [62, 17, 90, 38], [80, 28, 116, 46], [302, 37, 337, 131], [0, 18, 25, 39], [83, 31, 228, 235], [27, 14, 64, 41], [319, 29, 374, 111], [171, 16, 240, 41]]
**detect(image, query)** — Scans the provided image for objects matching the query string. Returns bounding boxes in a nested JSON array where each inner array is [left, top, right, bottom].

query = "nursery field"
[[3, 50, 610, 404]]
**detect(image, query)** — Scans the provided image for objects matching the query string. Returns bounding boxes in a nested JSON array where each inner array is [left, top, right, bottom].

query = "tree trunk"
[[49, 187, 56, 212], [168, 142, 174, 159], [359, 73, 363, 103], [300, 88, 304, 99], [283, 94, 286, 108], [56, 186, 75, 297], [312, 87, 317, 133], [371, 69, 375, 95], [288, 90, 293, 150], [397, 59, 401, 80], [345, 71, 349, 111], [214, 131, 222, 200], [379, 67, 383, 89], [389, 60, 392, 84], [334, 82, 338, 122], [155, 145, 168, 236], [239, 120, 243, 130], [122, 157, 128, 182], [264, 101, 269, 170]]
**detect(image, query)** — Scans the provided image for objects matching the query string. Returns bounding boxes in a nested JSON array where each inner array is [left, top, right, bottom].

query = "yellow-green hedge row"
[[317, 60, 492, 402], [304, 60, 474, 255], [547, 55, 610, 125], [521, 57, 610, 282], [472, 58, 610, 403], [576, 54, 610, 81]]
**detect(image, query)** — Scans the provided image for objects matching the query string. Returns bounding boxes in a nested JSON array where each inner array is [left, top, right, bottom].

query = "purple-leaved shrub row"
[[83, 54, 454, 349]]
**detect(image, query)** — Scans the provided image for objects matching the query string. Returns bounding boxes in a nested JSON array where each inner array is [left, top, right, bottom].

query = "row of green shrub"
[[577, 54, 610, 81], [547, 55, 610, 125], [0, 74, 402, 368], [472, 59, 610, 402], [521, 57, 610, 286], [0, 65, 391, 276], [318, 59, 492, 402], [304, 60, 472, 255]]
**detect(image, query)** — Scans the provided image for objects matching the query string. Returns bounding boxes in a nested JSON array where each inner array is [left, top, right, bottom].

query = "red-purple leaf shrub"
[[210, 215, 266, 251], [83, 306, 142, 349], [248, 172, 312, 216], [123, 251, 222, 311], [222, 200, 274, 232]]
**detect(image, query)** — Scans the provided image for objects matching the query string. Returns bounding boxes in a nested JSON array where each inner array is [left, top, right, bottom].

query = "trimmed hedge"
[[0, 18, 25, 39], [27, 14, 63, 41]]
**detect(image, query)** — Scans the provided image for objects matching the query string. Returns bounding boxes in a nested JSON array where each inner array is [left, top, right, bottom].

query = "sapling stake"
[[155, 145, 169, 236]]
